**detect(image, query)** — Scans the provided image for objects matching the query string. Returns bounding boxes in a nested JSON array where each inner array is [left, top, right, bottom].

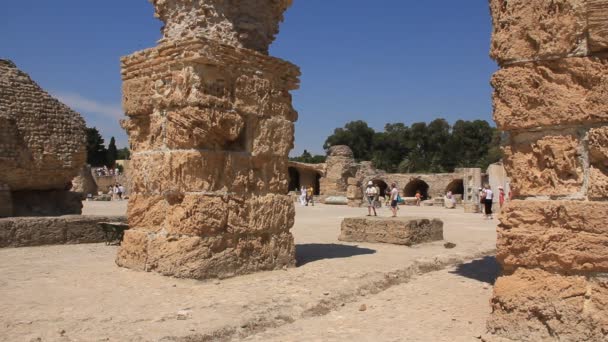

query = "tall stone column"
[[487, 1, 608, 340], [116, 0, 299, 279]]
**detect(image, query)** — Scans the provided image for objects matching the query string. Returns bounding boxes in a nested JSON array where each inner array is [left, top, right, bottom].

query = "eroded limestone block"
[[492, 57, 608, 130], [339, 217, 443, 246], [0, 60, 86, 192], [0, 215, 126, 248], [588, 126, 608, 199], [588, 0, 608, 52], [150, 0, 293, 54], [489, 0, 587, 64], [502, 131, 583, 197], [497, 200, 608, 272], [488, 268, 608, 341], [71, 165, 98, 199], [320, 146, 357, 196]]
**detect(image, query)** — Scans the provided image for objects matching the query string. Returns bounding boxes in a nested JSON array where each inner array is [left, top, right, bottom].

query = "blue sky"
[[2, 0, 497, 155]]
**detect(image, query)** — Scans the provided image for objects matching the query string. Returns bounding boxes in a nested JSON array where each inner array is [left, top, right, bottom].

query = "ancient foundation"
[[116, 0, 299, 279], [487, 1, 608, 340], [0, 60, 86, 217], [0, 215, 126, 248], [339, 217, 443, 246]]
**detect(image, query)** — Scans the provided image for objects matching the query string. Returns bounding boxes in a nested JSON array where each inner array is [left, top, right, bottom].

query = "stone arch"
[[446, 179, 464, 195], [372, 179, 389, 198], [404, 179, 429, 199]]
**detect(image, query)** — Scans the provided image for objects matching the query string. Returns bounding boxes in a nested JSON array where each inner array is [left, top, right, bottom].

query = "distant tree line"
[[289, 150, 326, 164], [86, 127, 130, 167], [317, 119, 502, 173]]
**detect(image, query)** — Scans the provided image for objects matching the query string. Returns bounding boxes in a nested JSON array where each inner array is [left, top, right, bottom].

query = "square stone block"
[[503, 131, 584, 197], [587, 126, 608, 199], [489, 0, 587, 64], [492, 57, 608, 130], [488, 268, 606, 341], [339, 217, 443, 246], [497, 200, 608, 272]]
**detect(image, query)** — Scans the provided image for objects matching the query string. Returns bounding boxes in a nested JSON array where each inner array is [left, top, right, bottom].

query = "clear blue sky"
[[2, 0, 497, 155]]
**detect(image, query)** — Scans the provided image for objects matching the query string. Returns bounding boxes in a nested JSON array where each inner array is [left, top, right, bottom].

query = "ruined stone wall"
[[0, 59, 86, 217], [319, 145, 357, 197], [116, 1, 299, 279], [487, 1, 608, 340]]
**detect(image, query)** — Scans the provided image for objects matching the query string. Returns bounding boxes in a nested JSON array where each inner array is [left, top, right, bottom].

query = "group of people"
[[108, 183, 125, 201], [365, 181, 401, 218], [478, 185, 508, 220], [95, 166, 120, 177], [299, 186, 316, 206]]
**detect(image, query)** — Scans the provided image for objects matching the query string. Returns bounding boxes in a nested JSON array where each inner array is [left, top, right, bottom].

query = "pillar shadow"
[[296, 243, 376, 266], [449, 256, 500, 285]]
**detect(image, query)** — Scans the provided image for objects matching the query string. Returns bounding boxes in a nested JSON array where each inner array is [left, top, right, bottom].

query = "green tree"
[[323, 120, 376, 161], [106, 137, 118, 167], [86, 127, 107, 166], [290, 150, 326, 164], [117, 147, 131, 160]]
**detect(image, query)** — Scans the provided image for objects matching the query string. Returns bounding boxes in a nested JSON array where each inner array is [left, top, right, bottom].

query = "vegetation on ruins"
[[323, 119, 502, 173], [289, 150, 326, 164], [85, 127, 130, 167]]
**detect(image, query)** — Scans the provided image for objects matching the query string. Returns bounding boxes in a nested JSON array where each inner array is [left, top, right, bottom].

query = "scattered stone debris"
[[444, 242, 457, 249]]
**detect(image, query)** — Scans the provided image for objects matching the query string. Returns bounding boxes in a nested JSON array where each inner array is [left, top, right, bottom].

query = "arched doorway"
[[314, 173, 321, 196], [446, 179, 464, 195], [372, 179, 388, 199], [288, 167, 300, 193], [404, 179, 429, 199]]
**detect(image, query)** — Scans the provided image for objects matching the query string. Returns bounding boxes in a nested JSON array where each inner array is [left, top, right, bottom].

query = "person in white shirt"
[[365, 181, 378, 216], [483, 184, 494, 220], [389, 183, 400, 217]]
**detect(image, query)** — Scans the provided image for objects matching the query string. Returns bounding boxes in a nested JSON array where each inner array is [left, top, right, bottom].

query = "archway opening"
[[404, 179, 429, 199], [372, 179, 388, 198], [288, 167, 300, 193], [446, 179, 464, 195], [314, 173, 321, 196]]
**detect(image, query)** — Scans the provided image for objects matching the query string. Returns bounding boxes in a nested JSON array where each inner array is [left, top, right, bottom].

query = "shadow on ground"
[[296, 244, 376, 266], [450, 256, 500, 285]]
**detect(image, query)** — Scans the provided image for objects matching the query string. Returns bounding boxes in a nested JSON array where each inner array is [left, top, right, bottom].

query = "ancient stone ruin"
[[116, 0, 299, 279], [0, 59, 86, 217], [487, 0, 608, 340], [339, 217, 443, 246]]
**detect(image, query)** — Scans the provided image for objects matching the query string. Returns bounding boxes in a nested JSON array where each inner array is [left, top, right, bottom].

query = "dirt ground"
[[0, 202, 498, 342]]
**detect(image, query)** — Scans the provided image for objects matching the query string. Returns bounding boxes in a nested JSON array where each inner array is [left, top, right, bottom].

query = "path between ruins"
[[0, 203, 497, 341]]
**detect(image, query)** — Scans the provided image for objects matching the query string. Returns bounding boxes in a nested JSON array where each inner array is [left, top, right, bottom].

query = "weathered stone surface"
[[587, 126, 608, 199], [489, 0, 587, 64], [488, 268, 608, 341], [150, 0, 293, 54], [11, 190, 83, 217], [497, 200, 608, 272], [0, 185, 12, 218], [588, 0, 608, 52], [319, 146, 357, 197], [118, 4, 299, 280], [71, 165, 99, 198], [492, 57, 608, 130], [502, 131, 583, 197], [339, 217, 443, 246], [0, 59, 86, 192], [324, 196, 348, 205], [0, 215, 127, 248]]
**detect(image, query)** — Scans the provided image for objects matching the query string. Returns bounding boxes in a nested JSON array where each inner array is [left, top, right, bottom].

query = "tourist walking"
[[483, 184, 494, 219], [306, 186, 314, 206], [389, 183, 399, 217], [415, 191, 422, 206], [498, 186, 505, 209], [299, 186, 307, 206], [365, 181, 378, 216], [118, 184, 125, 200]]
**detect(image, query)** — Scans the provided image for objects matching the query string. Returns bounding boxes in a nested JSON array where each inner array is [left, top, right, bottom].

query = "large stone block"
[[588, 126, 608, 199], [492, 57, 608, 130], [497, 200, 608, 272], [503, 131, 584, 197], [0, 60, 86, 193], [339, 217, 443, 246], [588, 0, 608, 52], [129, 151, 288, 195], [488, 268, 608, 341], [489, 0, 587, 64], [0, 215, 127, 248]]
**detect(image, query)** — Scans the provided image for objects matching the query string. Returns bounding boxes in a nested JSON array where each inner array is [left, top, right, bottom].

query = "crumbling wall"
[[487, 1, 608, 340], [0, 59, 86, 217], [319, 145, 357, 197], [116, 0, 299, 279]]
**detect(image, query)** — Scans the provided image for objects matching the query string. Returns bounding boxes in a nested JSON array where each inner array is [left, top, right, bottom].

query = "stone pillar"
[[116, 0, 299, 279], [487, 1, 608, 340], [319, 145, 357, 197]]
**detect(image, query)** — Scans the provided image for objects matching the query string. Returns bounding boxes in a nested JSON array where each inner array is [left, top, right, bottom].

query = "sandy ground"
[[0, 202, 498, 342]]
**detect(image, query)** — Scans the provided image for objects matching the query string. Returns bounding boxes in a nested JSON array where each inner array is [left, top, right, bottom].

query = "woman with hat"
[[365, 181, 378, 216]]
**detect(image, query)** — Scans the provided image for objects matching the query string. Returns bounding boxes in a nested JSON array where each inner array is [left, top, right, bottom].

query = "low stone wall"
[[339, 217, 443, 246], [0, 215, 126, 248]]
